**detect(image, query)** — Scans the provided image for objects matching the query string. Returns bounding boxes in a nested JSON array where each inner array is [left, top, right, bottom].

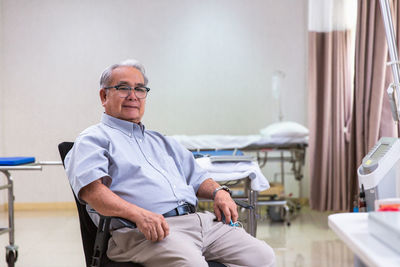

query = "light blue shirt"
[[65, 113, 210, 215]]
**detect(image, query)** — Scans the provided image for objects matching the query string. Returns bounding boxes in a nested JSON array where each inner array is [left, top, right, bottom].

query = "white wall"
[[0, 0, 308, 204]]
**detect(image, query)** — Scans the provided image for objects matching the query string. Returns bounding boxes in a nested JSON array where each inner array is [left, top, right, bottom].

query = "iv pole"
[[271, 70, 285, 122], [380, 0, 400, 122]]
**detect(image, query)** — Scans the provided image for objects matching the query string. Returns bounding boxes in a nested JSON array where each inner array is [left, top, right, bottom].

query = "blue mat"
[[0, 157, 35, 166]]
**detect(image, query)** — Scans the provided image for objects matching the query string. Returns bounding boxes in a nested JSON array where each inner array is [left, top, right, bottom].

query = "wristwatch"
[[212, 185, 232, 200]]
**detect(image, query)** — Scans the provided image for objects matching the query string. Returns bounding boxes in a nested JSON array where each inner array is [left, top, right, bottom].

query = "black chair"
[[58, 142, 227, 267]]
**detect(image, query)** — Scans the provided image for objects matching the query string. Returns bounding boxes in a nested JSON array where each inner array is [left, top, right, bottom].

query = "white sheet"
[[172, 134, 308, 150], [196, 157, 270, 191]]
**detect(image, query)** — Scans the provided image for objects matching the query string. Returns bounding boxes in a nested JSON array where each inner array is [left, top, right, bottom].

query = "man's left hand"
[[213, 190, 238, 224]]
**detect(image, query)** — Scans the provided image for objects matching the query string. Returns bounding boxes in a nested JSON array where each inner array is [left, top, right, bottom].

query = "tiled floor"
[[0, 206, 353, 267], [257, 207, 354, 267]]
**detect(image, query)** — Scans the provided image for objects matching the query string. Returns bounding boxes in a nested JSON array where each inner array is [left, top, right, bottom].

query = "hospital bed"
[[172, 133, 307, 182], [173, 134, 307, 178], [172, 132, 308, 225]]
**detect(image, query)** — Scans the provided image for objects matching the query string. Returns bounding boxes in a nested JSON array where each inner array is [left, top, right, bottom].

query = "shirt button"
[[138, 139, 142, 142], [173, 185, 176, 189]]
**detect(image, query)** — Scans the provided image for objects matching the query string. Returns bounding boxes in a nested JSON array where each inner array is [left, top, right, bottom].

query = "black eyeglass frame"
[[104, 85, 151, 99]]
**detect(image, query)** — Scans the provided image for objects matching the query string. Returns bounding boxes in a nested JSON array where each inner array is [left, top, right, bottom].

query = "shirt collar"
[[101, 113, 145, 137]]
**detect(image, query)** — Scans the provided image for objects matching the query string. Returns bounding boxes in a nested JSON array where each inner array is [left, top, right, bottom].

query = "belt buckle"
[[188, 204, 195, 214], [183, 204, 190, 215]]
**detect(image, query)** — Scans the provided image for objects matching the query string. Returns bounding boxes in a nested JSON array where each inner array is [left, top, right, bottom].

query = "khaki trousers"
[[107, 212, 275, 267]]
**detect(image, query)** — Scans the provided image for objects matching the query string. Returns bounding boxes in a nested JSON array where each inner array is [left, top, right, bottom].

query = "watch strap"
[[212, 185, 232, 200]]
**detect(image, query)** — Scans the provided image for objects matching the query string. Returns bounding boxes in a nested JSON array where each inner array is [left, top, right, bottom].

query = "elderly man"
[[65, 59, 275, 267]]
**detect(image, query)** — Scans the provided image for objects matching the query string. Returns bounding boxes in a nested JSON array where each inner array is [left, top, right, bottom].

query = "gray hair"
[[99, 59, 148, 88]]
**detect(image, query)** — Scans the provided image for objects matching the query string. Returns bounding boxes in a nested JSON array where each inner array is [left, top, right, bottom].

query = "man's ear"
[[100, 89, 107, 106]]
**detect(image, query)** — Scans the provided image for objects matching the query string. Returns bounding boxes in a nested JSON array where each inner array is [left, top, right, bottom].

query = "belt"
[[162, 203, 196, 218]]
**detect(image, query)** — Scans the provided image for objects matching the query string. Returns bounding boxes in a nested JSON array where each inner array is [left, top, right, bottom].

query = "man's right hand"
[[135, 208, 170, 242], [80, 179, 170, 242]]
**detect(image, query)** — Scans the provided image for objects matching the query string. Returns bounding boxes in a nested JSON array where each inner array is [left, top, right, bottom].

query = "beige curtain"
[[347, 0, 399, 210], [308, 0, 357, 211], [308, 30, 353, 211]]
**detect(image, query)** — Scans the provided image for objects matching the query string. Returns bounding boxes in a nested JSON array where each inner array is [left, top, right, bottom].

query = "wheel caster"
[[6, 245, 18, 267]]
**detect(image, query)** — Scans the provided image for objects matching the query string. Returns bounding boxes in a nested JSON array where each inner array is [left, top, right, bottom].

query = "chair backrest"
[[58, 142, 98, 267]]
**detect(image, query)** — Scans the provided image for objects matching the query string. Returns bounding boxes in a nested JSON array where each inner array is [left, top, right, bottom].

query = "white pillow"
[[260, 121, 309, 138]]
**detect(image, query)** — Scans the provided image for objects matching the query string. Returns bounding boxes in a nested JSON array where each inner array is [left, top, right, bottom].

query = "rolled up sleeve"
[[64, 133, 110, 203]]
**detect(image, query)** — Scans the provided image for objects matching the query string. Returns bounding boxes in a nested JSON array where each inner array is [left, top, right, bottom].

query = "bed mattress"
[[171, 135, 308, 150]]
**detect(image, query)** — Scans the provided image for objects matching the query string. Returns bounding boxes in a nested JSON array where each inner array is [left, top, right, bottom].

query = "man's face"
[[100, 66, 146, 124]]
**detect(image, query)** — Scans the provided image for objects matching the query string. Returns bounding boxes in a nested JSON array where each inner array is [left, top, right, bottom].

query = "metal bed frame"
[[242, 142, 307, 225], [0, 161, 61, 267], [193, 142, 307, 227], [241, 142, 307, 182], [227, 178, 257, 236]]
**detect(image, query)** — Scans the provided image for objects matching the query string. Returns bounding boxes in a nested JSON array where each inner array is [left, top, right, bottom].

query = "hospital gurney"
[[172, 134, 307, 181], [172, 132, 308, 225], [0, 161, 62, 267]]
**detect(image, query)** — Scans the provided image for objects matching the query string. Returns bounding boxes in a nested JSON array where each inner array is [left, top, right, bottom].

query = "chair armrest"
[[89, 211, 137, 267], [88, 209, 137, 229], [108, 216, 137, 230], [234, 199, 254, 210]]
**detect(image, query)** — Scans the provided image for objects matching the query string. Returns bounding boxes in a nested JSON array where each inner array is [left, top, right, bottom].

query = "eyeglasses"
[[104, 85, 150, 99]]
